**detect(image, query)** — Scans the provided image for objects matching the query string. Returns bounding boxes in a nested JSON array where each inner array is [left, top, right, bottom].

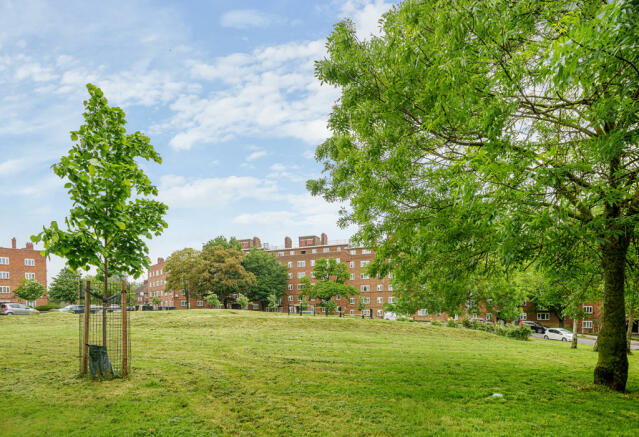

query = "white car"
[[544, 328, 573, 342]]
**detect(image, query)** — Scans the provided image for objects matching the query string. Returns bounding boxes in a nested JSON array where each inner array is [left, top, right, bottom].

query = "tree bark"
[[627, 307, 634, 355], [594, 232, 629, 391], [571, 317, 578, 349]]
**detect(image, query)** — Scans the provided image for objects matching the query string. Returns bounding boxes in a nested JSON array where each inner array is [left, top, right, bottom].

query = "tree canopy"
[[242, 248, 288, 306], [48, 267, 81, 303], [14, 279, 46, 303], [301, 258, 358, 311], [310, 0, 639, 391]]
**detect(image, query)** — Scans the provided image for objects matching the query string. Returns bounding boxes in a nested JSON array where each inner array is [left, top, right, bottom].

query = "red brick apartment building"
[[139, 257, 211, 309], [0, 237, 48, 306]]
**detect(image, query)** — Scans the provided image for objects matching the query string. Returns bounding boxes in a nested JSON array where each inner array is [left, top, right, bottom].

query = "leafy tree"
[[267, 293, 280, 312], [300, 258, 358, 315], [205, 293, 221, 308], [236, 293, 249, 309], [165, 248, 200, 309], [323, 299, 337, 316], [242, 248, 288, 307], [310, 1, 639, 391], [48, 267, 81, 303], [14, 279, 46, 303], [299, 296, 309, 313], [203, 236, 242, 251], [151, 297, 159, 307], [192, 245, 256, 306], [32, 84, 168, 313]]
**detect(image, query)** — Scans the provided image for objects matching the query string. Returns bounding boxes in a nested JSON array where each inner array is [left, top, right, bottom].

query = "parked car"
[[27, 307, 40, 315], [59, 304, 85, 314], [544, 328, 574, 342], [1, 303, 33, 315], [521, 321, 547, 333]]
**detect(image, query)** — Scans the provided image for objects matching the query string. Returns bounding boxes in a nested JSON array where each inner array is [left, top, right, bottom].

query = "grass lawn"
[[1, 310, 638, 436]]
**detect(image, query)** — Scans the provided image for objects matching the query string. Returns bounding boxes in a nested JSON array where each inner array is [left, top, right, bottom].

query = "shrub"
[[447, 319, 458, 328], [461, 318, 472, 328], [35, 304, 62, 312], [431, 320, 442, 326]]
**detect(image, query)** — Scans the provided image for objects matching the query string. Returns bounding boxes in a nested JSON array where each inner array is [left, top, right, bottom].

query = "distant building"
[[0, 237, 48, 307]]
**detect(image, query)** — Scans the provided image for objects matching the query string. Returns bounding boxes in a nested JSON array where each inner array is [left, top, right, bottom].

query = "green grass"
[[1, 310, 638, 436]]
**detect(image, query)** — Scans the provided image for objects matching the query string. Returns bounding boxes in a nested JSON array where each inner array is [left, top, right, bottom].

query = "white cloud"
[[220, 9, 279, 29], [339, 0, 394, 40], [0, 158, 24, 176], [158, 174, 278, 208], [246, 150, 267, 162]]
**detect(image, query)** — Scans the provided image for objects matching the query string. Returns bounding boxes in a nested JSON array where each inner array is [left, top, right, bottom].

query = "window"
[[253, 304, 259, 310], [360, 261, 370, 267], [486, 313, 493, 321], [583, 305, 593, 314], [349, 298, 355, 305], [377, 284, 383, 292], [24, 258, 35, 266], [335, 295, 341, 301], [454, 314, 459, 321], [349, 261, 355, 268], [350, 250, 357, 255], [388, 297, 396, 303], [335, 258, 340, 263], [361, 309, 369, 316], [360, 274, 370, 279], [350, 274, 354, 280], [520, 313, 527, 320], [181, 300, 187, 307], [337, 247, 341, 252], [278, 252, 284, 257], [350, 309, 355, 315], [288, 262, 293, 268], [582, 320, 593, 329], [418, 309, 428, 316], [288, 284, 293, 291], [360, 285, 370, 292], [312, 249, 317, 254], [289, 251, 294, 255], [297, 284, 304, 290], [0, 286, 10, 293], [297, 261, 306, 267], [0, 257, 9, 265], [310, 272, 315, 278], [377, 310, 383, 317], [310, 260, 315, 266], [361, 297, 370, 304], [537, 312, 550, 321], [196, 300, 203, 307], [288, 295, 293, 302], [362, 249, 372, 254], [297, 272, 306, 279], [377, 297, 383, 304], [298, 295, 303, 301], [0, 271, 8, 279], [287, 273, 292, 279], [388, 284, 393, 292], [321, 307, 326, 313]]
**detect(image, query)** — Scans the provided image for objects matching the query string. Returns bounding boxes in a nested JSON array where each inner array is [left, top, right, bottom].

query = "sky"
[[0, 0, 397, 282]]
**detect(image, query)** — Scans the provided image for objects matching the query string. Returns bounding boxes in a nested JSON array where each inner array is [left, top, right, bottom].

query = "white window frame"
[[583, 305, 593, 314], [181, 300, 187, 307], [0, 271, 9, 279], [287, 284, 293, 291], [418, 309, 428, 316], [377, 284, 383, 292], [312, 249, 317, 254], [349, 274, 354, 280], [310, 260, 315, 266], [520, 313, 527, 320], [350, 250, 357, 255], [388, 297, 396, 304], [24, 258, 35, 266], [349, 261, 355, 268], [25, 272, 36, 280], [288, 261, 293, 268], [349, 298, 355, 305], [377, 297, 383, 304], [297, 261, 306, 267], [537, 312, 550, 321], [335, 295, 341, 301], [278, 252, 284, 257], [582, 320, 593, 329], [288, 295, 293, 302], [323, 247, 330, 253], [297, 272, 306, 279], [361, 297, 370, 304], [360, 285, 370, 292], [0, 285, 10, 293], [0, 257, 8, 265], [360, 273, 370, 279], [197, 300, 203, 307]]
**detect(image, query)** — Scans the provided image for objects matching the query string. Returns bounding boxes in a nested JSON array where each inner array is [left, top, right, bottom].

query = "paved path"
[[532, 333, 639, 350]]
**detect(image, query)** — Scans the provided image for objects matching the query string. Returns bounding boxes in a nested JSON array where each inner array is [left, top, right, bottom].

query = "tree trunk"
[[571, 317, 578, 349], [627, 307, 634, 355], [594, 232, 629, 391]]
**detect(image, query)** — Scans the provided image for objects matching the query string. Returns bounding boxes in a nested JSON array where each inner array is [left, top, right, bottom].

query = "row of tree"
[[310, 0, 639, 391]]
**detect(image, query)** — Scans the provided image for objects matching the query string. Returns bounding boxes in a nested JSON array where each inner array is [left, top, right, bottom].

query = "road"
[[532, 333, 639, 350]]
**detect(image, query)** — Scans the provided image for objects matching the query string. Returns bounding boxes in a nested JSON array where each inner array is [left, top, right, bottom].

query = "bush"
[[431, 320, 442, 326], [447, 319, 458, 328], [461, 318, 472, 328], [35, 304, 62, 312], [397, 315, 413, 322]]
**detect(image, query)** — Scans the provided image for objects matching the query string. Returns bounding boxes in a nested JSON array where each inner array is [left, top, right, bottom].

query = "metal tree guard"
[[79, 279, 131, 378]]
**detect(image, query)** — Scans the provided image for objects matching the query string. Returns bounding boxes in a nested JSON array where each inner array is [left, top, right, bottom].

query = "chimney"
[[25, 242, 34, 250], [321, 233, 328, 245], [158, 257, 165, 264], [284, 236, 292, 249], [253, 236, 261, 248], [11, 237, 16, 249]]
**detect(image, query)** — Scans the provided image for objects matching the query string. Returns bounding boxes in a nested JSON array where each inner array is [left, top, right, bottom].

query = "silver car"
[[1, 303, 33, 315]]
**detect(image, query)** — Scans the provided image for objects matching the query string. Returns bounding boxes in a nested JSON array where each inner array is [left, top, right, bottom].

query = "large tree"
[[33, 84, 168, 307], [310, 1, 639, 390], [48, 267, 81, 303], [164, 248, 201, 309], [301, 258, 358, 314], [13, 279, 46, 304], [242, 248, 288, 308]]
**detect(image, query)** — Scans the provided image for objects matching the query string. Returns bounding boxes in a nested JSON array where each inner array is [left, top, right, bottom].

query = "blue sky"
[[0, 0, 397, 281]]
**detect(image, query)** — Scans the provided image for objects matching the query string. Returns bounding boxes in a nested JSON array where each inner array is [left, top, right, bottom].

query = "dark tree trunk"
[[594, 232, 629, 391]]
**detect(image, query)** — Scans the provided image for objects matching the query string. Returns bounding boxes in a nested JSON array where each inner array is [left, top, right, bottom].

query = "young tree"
[[205, 293, 221, 308], [301, 258, 358, 316], [32, 84, 168, 343], [13, 279, 46, 304], [242, 248, 288, 308], [267, 293, 280, 312], [165, 248, 200, 310], [48, 267, 81, 303], [192, 245, 256, 306], [236, 293, 249, 309], [310, 1, 639, 391]]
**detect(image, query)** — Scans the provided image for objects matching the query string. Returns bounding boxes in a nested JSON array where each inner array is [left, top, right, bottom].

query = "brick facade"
[[0, 237, 48, 306]]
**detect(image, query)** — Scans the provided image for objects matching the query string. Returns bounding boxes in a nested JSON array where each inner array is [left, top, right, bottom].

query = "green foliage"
[[32, 84, 168, 282], [461, 318, 472, 329], [447, 319, 458, 328], [302, 258, 358, 314], [165, 248, 200, 293], [323, 299, 337, 315], [299, 296, 309, 312], [311, 0, 639, 390], [13, 279, 46, 302], [236, 293, 249, 309], [242, 248, 288, 306], [431, 320, 442, 327], [203, 236, 242, 251], [48, 267, 81, 303], [35, 304, 62, 312], [192, 246, 256, 302], [267, 293, 280, 311], [205, 294, 221, 308]]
